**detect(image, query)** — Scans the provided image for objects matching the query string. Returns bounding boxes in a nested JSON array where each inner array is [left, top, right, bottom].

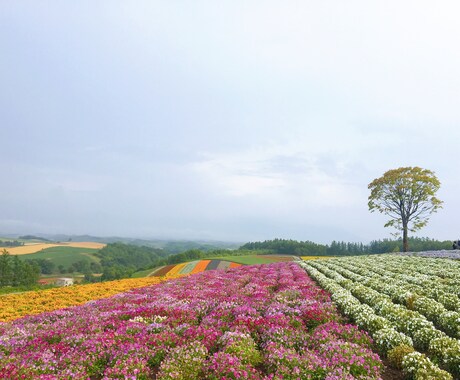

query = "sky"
[[1, 1, 460, 244]]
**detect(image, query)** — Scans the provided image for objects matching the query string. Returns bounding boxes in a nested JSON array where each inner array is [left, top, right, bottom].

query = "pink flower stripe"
[[0, 262, 383, 379]]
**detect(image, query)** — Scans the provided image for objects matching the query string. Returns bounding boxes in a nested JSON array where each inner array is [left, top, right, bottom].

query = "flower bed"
[[301, 257, 457, 379], [0, 262, 383, 379], [0, 276, 181, 322]]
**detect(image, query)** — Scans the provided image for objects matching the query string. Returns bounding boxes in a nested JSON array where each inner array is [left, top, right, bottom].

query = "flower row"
[[0, 262, 383, 379], [300, 259, 456, 379], [349, 255, 460, 296], [0, 275, 182, 322], [316, 258, 460, 339]]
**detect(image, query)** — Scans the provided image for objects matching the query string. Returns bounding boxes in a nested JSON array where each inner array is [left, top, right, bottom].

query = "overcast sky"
[[1, 1, 459, 244]]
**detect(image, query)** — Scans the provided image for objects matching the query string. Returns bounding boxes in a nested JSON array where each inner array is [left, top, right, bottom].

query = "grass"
[[206, 255, 284, 265], [130, 268, 155, 278], [19, 246, 100, 267]]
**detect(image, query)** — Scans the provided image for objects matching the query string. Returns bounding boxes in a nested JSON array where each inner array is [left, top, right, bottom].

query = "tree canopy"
[[368, 166, 443, 252]]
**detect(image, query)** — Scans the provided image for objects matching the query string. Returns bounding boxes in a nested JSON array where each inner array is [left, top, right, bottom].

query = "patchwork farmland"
[[5, 241, 106, 255], [148, 255, 296, 277]]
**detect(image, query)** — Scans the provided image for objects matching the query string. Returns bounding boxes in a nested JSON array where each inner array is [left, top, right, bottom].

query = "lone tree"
[[368, 166, 443, 252]]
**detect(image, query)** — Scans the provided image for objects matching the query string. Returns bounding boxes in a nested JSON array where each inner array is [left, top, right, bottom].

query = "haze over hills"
[[0, 233, 242, 252]]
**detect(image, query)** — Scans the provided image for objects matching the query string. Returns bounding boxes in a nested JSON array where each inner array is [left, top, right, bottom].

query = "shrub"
[[387, 344, 415, 369], [437, 311, 460, 337], [218, 331, 262, 366], [156, 342, 207, 380], [437, 293, 460, 312], [206, 352, 263, 380], [365, 315, 394, 335], [412, 327, 446, 351], [428, 337, 460, 376], [413, 296, 445, 322], [414, 366, 452, 380], [401, 352, 432, 377], [401, 351, 452, 380], [373, 328, 413, 356]]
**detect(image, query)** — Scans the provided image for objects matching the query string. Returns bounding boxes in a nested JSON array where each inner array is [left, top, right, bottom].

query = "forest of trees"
[[97, 243, 168, 280], [0, 240, 24, 247], [240, 237, 453, 256], [0, 250, 40, 287]]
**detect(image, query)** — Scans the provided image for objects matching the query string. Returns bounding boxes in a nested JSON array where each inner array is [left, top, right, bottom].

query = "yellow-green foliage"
[[300, 256, 333, 261], [387, 344, 415, 369]]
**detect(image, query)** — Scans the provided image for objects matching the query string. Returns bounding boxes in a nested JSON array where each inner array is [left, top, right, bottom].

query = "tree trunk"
[[402, 225, 409, 252]]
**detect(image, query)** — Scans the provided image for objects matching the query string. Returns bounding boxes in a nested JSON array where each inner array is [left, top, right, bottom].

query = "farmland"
[[0, 262, 384, 379], [5, 241, 106, 255], [140, 255, 296, 278], [18, 246, 100, 268]]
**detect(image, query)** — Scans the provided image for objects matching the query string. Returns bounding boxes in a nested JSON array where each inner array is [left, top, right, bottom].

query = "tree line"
[[97, 243, 169, 280], [0, 240, 24, 247], [0, 250, 40, 287], [1, 236, 454, 287], [240, 237, 453, 256]]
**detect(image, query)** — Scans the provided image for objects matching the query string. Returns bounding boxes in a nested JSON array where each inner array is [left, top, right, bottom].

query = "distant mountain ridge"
[[2, 233, 241, 252], [18, 235, 52, 242]]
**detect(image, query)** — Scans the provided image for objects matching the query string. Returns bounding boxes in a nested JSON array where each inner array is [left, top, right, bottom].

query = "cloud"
[[189, 137, 370, 210]]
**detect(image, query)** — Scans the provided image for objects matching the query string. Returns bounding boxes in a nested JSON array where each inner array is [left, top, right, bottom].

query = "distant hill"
[[18, 235, 51, 242], [18, 235, 52, 242], [28, 234, 241, 252]]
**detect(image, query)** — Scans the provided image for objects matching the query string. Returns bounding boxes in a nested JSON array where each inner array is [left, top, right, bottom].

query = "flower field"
[[0, 262, 384, 379], [300, 255, 460, 379], [149, 259, 241, 277], [0, 276, 182, 323]]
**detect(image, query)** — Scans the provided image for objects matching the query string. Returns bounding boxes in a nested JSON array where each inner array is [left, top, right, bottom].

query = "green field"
[[18, 246, 100, 267], [206, 255, 285, 265], [130, 268, 155, 278]]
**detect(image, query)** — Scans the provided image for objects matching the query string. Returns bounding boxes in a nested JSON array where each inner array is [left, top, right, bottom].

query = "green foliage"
[[162, 241, 238, 253], [367, 237, 451, 253], [240, 237, 452, 256], [220, 333, 262, 366], [240, 238, 327, 255], [400, 351, 453, 379], [368, 167, 443, 251], [0, 240, 24, 247], [18, 235, 51, 242], [157, 342, 207, 380], [97, 243, 168, 280], [20, 246, 100, 274], [208, 255, 285, 265], [373, 328, 413, 355], [0, 250, 40, 287], [166, 249, 204, 264], [28, 258, 56, 274]]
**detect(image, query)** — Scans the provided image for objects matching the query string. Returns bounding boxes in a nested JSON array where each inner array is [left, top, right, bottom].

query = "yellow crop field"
[[167, 262, 187, 276], [63, 242, 106, 249], [300, 256, 333, 260], [5, 241, 106, 255], [0, 275, 182, 322]]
